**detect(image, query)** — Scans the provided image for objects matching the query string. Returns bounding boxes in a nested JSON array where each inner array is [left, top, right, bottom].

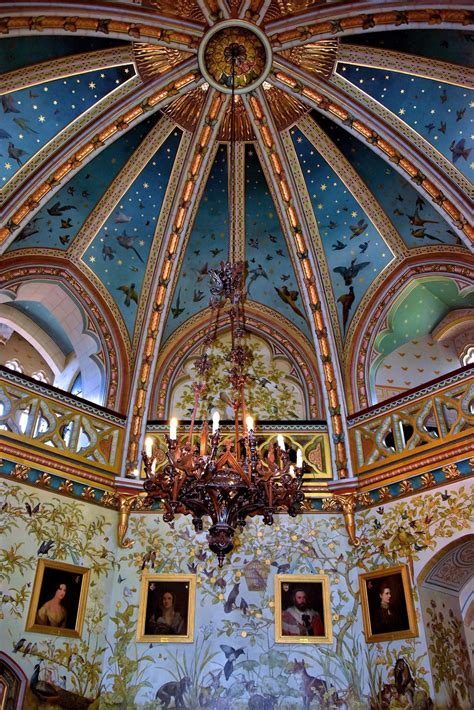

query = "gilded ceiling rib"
[[0, 5, 203, 51], [243, 88, 351, 479], [271, 58, 474, 246], [331, 73, 474, 204], [196, 0, 221, 25], [298, 114, 407, 258], [142, 0, 207, 23], [278, 131, 343, 356], [123, 90, 229, 473], [131, 131, 193, 356], [338, 44, 474, 90], [266, 6, 473, 49], [0, 75, 141, 207], [69, 116, 176, 259], [0, 47, 135, 95], [0, 60, 202, 250]]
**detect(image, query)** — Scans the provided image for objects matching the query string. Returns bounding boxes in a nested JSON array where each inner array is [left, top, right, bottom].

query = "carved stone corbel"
[[322, 492, 370, 546], [117, 492, 152, 548], [117, 494, 140, 548]]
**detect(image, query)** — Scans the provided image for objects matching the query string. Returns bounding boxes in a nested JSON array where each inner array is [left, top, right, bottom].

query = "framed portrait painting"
[[137, 573, 196, 643], [359, 564, 418, 643], [26, 559, 90, 638], [275, 574, 332, 644]]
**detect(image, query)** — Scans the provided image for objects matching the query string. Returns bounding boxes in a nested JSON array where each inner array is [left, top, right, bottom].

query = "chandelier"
[[141, 39, 306, 566]]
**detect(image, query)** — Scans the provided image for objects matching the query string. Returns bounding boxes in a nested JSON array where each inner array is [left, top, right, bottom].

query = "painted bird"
[[116, 232, 144, 262], [171, 290, 184, 319], [359, 241, 369, 253], [331, 240, 347, 251], [438, 121, 446, 134], [349, 219, 368, 238], [59, 235, 70, 246], [247, 264, 268, 295], [425, 123, 435, 133], [220, 645, 245, 680], [8, 142, 28, 166], [38, 539, 54, 555], [407, 209, 438, 226], [25, 502, 40, 516], [193, 289, 205, 302], [16, 218, 41, 241], [210, 248, 223, 257], [274, 286, 306, 320], [449, 138, 471, 163], [13, 638, 26, 653], [440, 88, 448, 103], [13, 117, 38, 134], [60, 218, 72, 229], [223, 582, 240, 613], [196, 262, 209, 282], [113, 211, 132, 223], [0, 128, 12, 140], [102, 243, 115, 261], [337, 286, 355, 331], [2, 95, 20, 113], [410, 228, 444, 243], [47, 201, 77, 216], [269, 234, 277, 243], [456, 108, 466, 121], [333, 258, 370, 286], [117, 283, 138, 307]]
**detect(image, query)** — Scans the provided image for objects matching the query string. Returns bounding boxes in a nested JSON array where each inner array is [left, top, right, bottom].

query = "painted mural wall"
[[0, 474, 473, 709]]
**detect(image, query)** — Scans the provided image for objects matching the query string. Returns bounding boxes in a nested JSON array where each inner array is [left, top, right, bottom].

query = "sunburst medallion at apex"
[[198, 20, 273, 94]]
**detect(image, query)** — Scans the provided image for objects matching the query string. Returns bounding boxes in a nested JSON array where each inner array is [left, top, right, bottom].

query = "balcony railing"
[[0, 365, 471, 483], [0, 367, 125, 476], [347, 366, 473, 476]]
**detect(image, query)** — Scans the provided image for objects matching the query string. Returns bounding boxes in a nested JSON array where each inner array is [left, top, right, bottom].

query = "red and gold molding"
[[0, 12, 201, 51], [245, 91, 348, 478], [270, 68, 473, 245], [267, 8, 473, 48], [127, 92, 227, 468]]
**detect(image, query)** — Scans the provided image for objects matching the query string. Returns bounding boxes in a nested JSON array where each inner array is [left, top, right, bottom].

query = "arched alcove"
[[417, 535, 474, 710]]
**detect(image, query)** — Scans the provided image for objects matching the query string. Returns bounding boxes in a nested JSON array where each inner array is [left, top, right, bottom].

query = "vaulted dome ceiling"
[[0, 2, 472, 475]]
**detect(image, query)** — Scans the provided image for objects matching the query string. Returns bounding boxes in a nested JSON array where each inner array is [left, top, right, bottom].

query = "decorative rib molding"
[[331, 73, 473, 201], [266, 4, 473, 48], [0, 58, 201, 250], [0, 46, 135, 95], [122, 90, 229, 472], [270, 58, 473, 245], [298, 114, 406, 258], [0, 75, 141, 207], [338, 44, 474, 89]]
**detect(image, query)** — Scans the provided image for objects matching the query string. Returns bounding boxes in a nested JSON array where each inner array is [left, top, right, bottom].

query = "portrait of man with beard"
[[281, 587, 324, 636]]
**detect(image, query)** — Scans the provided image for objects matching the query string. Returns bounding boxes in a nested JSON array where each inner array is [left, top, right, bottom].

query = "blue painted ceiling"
[[0, 13, 471, 398]]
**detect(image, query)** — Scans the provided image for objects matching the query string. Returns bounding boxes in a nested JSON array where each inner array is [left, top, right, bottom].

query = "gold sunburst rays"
[[279, 39, 338, 80], [133, 43, 194, 82]]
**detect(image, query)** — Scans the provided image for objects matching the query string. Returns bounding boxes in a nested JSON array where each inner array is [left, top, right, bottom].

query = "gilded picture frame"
[[359, 564, 418, 643], [275, 574, 333, 644], [137, 573, 196, 643], [26, 559, 90, 638]]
